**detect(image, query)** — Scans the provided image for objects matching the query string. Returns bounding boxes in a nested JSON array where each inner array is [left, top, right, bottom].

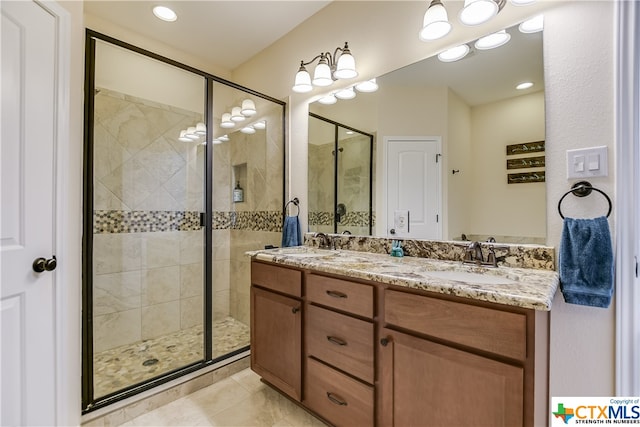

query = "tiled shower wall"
[[92, 89, 283, 352]]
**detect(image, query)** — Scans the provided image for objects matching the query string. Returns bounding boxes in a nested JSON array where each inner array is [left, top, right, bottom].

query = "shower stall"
[[82, 31, 285, 412], [308, 113, 374, 235]]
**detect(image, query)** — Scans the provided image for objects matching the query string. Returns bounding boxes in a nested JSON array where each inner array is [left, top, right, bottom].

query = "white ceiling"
[[83, 0, 332, 70]]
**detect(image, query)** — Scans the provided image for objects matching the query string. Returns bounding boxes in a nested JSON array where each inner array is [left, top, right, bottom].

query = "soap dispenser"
[[233, 181, 244, 203]]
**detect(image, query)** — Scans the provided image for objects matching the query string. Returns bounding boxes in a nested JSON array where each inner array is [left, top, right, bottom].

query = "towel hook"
[[557, 181, 612, 219], [284, 197, 300, 217]]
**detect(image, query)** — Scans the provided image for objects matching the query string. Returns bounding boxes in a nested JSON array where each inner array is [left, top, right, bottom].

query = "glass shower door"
[[90, 39, 206, 398]]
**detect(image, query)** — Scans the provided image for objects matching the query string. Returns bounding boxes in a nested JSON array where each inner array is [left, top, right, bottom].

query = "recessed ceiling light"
[[516, 82, 534, 90], [153, 6, 177, 22]]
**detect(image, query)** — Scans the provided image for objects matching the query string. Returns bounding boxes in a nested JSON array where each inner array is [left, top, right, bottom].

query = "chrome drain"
[[142, 358, 159, 366]]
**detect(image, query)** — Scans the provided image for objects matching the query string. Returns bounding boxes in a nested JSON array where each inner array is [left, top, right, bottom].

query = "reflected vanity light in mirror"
[[519, 15, 544, 33], [152, 5, 177, 22], [185, 127, 199, 140], [510, 0, 536, 5], [241, 99, 256, 116], [219, 134, 230, 142], [178, 130, 192, 142], [318, 94, 338, 105], [240, 126, 256, 134], [355, 78, 379, 93], [419, 0, 452, 41], [195, 122, 206, 135], [212, 138, 222, 144], [438, 44, 471, 62], [231, 106, 245, 122], [253, 120, 266, 130], [335, 87, 356, 100], [221, 113, 235, 128], [475, 29, 511, 50]]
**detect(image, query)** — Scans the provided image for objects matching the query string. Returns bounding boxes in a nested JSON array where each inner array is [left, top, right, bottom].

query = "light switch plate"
[[566, 146, 608, 179]]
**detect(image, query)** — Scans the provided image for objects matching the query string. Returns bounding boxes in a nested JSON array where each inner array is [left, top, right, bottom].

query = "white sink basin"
[[426, 270, 516, 285]]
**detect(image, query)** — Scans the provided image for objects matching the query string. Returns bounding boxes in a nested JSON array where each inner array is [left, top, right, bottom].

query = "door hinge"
[[435, 153, 442, 163], [436, 214, 439, 223], [635, 256, 638, 278]]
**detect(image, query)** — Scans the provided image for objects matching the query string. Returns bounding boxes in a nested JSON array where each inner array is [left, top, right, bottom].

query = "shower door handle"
[[33, 256, 57, 273]]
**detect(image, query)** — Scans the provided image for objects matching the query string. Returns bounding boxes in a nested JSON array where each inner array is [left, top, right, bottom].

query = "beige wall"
[[468, 90, 546, 242]]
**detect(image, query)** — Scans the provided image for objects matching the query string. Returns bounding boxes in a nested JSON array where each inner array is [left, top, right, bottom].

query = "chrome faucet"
[[314, 232, 332, 249], [462, 241, 500, 267]]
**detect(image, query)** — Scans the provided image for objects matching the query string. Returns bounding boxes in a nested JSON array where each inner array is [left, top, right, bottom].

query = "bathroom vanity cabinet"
[[250, 259, 549, 427], [250, 262, 302, 400]]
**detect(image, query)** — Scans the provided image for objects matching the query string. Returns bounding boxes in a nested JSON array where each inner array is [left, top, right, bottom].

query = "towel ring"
[[557, 181, 612, 219], [284, 197, 300, 216]]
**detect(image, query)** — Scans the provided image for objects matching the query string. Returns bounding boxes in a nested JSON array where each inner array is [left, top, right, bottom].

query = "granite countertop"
[[247, 246, 559, 311]]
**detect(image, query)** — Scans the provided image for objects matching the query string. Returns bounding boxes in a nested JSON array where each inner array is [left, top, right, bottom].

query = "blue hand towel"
[[282, 216, 302, 247], [559, 216, 614, 308]]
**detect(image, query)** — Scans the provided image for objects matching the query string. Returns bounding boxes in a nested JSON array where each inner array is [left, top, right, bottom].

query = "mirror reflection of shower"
[[308, 113, 374, 235]]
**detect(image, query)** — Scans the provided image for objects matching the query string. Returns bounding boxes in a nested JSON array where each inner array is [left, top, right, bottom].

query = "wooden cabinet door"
[[251, 287, 302, 400], [378, 328, 524, 427]]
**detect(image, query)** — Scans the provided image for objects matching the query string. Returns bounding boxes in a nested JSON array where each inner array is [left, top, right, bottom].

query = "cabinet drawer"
[[305, 357, 374, 427], [384, 289, 527, 360], [251, 262, 301, 297], [306, 274, 373, 318], [306, 305, 374, 384]]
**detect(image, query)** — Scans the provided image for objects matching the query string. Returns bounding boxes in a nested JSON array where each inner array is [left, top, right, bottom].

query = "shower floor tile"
[[93, 317, 249, 398]]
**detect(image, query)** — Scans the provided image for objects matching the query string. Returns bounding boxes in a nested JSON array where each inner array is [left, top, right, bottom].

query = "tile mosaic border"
[[94, 210, 283, 234], [309, 211, 375, 227]]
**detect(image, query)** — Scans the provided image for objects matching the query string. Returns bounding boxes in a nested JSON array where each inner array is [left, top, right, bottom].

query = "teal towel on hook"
[[559, 216, 614, 308]]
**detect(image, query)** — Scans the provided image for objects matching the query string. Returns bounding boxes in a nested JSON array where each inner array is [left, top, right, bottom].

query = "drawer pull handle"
[[380, 337, 390, 347], [326, 392, 348, 406], [327, 336, 347, 346], [326, 290, 348, 299], [292, 307, 300, 314]]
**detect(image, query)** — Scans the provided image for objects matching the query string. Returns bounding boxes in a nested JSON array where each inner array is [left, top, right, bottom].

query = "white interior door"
[[386, 137, 442, 239], [1, 1, 59, 425]]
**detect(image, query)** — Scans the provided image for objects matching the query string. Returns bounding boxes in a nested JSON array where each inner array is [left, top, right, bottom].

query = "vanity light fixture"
[[516, 81, 534, 90], [419, 0, 452, 41], [253, 120, 266, 130], [240, 125, 256, 134], [218, 134, 230, 142], [474, 29, 511, 50], [292, 42, 358, 93], [318, 94, 338, 105], [185, 127, 199, 140], [355, 78, 379, 93], [510, 0, 536, 5], [152, 5, 177, 22], [212, 138, 222, 144], [220, 113, 235, 128], [459, 0, 505, 26], [241, 99, 257, 116], [438, 44, 470, 62], [335, 87, 356, 100], [519, 15, 544, 33]]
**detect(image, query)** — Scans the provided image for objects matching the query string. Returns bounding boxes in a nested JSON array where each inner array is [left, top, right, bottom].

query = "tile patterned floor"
[[118, 368, 329, 427], [94, 317, 250, 397]]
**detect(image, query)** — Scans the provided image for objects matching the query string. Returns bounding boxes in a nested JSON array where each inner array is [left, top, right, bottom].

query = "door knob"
[[390, 229, 396, 235], [33, 256, 57, 273]]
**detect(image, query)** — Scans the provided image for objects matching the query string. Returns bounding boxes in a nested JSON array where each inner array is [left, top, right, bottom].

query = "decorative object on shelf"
[[507, 171, 545, 184], [233, 181, 244, 203], [506, 140, 545, 155], [506, 155, 545, 170], [292, 42, 357, 93]]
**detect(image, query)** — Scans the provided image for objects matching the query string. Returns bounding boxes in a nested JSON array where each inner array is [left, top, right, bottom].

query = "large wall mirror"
[[309, 23, 545, 244]]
